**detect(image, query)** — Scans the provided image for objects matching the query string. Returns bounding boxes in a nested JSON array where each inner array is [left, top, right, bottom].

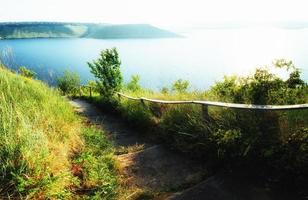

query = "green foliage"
[[273, 59, 296, 71], [286, 69, 305, 88], [210, 60, 307, 104], [57, 70, 81, 96], [87, 80, 98, 91], [18, 66, 36, 78], [88, 48, 122, 97], [118, 99, 154, 130], [83, 59, 307, 197], [172, 79, 189, 93], [160, 105, 215, 154], [160, 87, 169, 94], [0, 67, 121, 199], [126, 75, 141, 92], [73, 126, 118, 199], [0, 67, 82, 198]]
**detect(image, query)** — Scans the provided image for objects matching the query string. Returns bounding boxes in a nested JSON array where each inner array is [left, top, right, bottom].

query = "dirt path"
[[70, 99, 206, 199], [70, 99, 295, 200], [70, 99, 152, 148]]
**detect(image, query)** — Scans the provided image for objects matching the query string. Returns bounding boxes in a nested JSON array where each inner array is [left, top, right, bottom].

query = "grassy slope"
[[82, 69, 308, 197], [0, 66, 118, 199]]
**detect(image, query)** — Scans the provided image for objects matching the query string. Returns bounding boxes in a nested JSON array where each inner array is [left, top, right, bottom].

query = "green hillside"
[[86, 24, 179, 39], [0, 22, 179, 39], [0, 66, 118, 199], [0, 22, 87, 39]]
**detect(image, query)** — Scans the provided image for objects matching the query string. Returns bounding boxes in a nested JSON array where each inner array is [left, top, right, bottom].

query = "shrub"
[[88, 48, 122, 97], [85, 59, 308, 197], [57, 70, 81, 95], [172, 79, 189, 93], [160, 87, 169, 94], [87, 80, 98, 92], [18, 66, 36, 78], [209, 60, 307, 104], [206, 60, 308, 193], [126, 75, 141, 92], [118, 98, 154, 130]]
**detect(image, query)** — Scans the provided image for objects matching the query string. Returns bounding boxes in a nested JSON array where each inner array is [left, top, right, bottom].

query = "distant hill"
[[0, 22, 180, 39], [85, 24, 179, 39]]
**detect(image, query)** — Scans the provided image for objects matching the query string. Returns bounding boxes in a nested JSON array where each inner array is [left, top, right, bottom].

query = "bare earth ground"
[[70, 99, 292, 200], [70, 99, 206, 199]]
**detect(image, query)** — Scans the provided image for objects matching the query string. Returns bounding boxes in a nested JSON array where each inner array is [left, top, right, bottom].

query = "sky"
[[1, 0, 308, 28]]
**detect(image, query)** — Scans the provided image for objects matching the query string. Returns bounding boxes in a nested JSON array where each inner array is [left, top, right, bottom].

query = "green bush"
[[57, 70, 81, 96], [209, 60, 307, 104], [18, 66, 36, 78], [126, 75, 141, 92], [87, 80, 99, 92], [84, 59, 308, 196], [118, 98, 155, 130], [160, 105, 215, 155], [172, 79, 189, 93], [88, 48, 122, 97]]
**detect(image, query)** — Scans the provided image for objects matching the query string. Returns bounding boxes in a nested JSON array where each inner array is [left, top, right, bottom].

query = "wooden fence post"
[[140, 98, 146, 107], [89, 87, 92, 98], [79, 86, 82, 97], [202, 104, 210, 121]]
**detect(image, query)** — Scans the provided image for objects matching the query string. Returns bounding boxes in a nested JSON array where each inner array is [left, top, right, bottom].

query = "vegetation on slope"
[[0, 65, 118, 199], [73, 126, 118, 199], [77, 48, 307, 198], [0, 22, 179, 39], [112, 62, 307, 196]]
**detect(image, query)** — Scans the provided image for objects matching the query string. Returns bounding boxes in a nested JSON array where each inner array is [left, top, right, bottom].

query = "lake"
[[0, 27, 308, 90]]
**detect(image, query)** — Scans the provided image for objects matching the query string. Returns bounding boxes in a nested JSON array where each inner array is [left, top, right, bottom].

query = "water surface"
[[0, 27, 307, 90]]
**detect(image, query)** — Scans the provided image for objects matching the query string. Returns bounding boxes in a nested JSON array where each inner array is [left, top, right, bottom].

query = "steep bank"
[[0, 66, 81, 198], [0, 66, 118, 199]]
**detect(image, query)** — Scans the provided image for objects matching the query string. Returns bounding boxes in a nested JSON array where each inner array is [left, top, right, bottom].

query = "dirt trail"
[[70, 99, 152, 148], [70, 99, 295, 200], [70, 99, 206, 198]]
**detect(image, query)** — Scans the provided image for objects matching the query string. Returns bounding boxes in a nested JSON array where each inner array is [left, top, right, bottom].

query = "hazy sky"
[[1, 0, 308, 27]]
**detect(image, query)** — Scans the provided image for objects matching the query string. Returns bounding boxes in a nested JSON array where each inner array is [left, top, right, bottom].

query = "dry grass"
[[0, 66, 82, 198]]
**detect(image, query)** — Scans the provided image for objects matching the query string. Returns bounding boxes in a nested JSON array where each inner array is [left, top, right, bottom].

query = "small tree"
[[86, 80, 98, 91], [160, 87, 169, 94], [126, 75, 141, 92], [57, 70, 81, 95], [88, 48, 122, 97], [172, 79, 189, 93], [19, 66, 36, 79]]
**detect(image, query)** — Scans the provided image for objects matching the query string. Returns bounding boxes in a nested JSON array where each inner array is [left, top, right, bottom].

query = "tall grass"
[[83, 65, 308, 197], [72, 126, 118, 200], [0, 66, 121, 199], [0, 65, 82, 198]]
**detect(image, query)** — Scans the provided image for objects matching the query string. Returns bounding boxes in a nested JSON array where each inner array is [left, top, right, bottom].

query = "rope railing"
[[117, 92, 308, 111], [79, 85, 308, 110]]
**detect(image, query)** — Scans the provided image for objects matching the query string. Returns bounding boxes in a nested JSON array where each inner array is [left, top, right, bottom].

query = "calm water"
[[0, 27, 308, 90]]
